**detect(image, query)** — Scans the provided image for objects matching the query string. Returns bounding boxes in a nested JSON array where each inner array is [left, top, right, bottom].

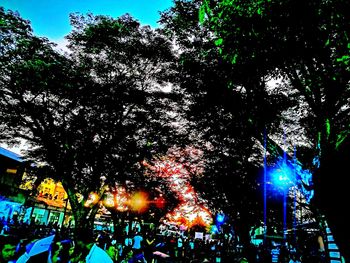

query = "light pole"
[[263, 129, 267, 242], [283, 187, 287, 240]]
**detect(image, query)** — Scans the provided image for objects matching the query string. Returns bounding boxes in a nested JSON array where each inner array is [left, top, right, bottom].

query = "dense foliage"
[[197, 0, 350, 258], [2, 1, 350, 259], [0, 8, 179, 237]]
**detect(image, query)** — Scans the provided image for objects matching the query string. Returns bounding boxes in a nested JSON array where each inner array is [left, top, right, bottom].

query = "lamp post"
[[283, 186, 288, 241], [263, 129, 267, 242]]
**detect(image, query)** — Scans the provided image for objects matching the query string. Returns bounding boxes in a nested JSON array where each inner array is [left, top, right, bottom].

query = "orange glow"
[[103, 192, 115, 208], [6, 168, 17, 174], [84, 192, 99, 207], [130, 192, 149, 213], [192, 214, 208, 227], [143, 146, 213, 229], [166, 203, 212, 228], [155, 196, 166, 209]]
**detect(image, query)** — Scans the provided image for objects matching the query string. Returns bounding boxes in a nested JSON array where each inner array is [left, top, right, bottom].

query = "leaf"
[[231, 54, 238, 64], [215, 38, 223, 46], [336, 130, 350, 150], [336, 55, 350, 65], [199, 0, 211, 24], [199, 3, 207, 24], [325, 39, 330, 46], [325, 119, 330, 138]]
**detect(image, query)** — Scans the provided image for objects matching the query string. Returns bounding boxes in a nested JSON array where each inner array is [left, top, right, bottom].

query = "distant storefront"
[[0, 199, 23, 221], [0, 147, 71, 226], [28, 202, 68, 226], [0, 147, 27, 221], [26, 178, 71, 226]]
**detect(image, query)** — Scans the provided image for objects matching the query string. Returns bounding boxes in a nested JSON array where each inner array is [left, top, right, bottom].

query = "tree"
[[1, 7, 106, 237], [159, 0, 293, 249], [200, 0, 350, 259], [0, 9, 178, 238]]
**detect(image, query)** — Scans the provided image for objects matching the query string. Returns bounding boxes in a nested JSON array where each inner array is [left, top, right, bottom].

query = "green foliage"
[[337, 55, 350, 65], [1, 9, 179, 237], [198, 1, 207, 23], [203, 0, 350, 257], [325, 118, 331, 138], [214, 38, 223, 46], [205, 0, 350, 154], [336, 129, 350, 150], [159, 1, 293, 235]]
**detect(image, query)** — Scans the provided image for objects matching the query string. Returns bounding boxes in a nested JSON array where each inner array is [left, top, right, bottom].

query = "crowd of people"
[[0, 216, 331, 263]]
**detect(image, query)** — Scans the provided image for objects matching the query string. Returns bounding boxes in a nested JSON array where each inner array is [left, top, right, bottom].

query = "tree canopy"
[[0, 8, 180, 237], [159, 0, 299, 244], [2, 1, 350, 258], [197, 0, 350, 258]]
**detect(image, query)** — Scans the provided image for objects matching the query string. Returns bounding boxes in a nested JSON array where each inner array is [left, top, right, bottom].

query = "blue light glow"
[[267, 156, 314, 203], [211, 225, 219, 234], [269, 160, 296, 191], [216, 214, 225, 224]]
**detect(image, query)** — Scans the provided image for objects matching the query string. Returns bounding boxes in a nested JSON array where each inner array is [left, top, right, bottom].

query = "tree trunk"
[[313, 140, 350, 262], [73, 212, 95, 241], [63, 184, 97, 242]]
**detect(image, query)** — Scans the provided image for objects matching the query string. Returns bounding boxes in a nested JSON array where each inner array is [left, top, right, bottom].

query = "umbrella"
[[153, 251, 170, 258], [16, 235, 55, 263], [85, 244, 113, 263]]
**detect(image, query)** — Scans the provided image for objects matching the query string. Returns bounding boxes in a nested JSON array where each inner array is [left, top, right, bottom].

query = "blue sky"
[[2, 0, 174, 41]]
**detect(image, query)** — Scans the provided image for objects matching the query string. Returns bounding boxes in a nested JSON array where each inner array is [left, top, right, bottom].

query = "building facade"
[[0, 147, 71, 226]]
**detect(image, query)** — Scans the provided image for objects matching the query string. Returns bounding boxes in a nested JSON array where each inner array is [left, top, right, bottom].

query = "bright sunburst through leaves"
[[130, 191, 149, 213], [143, 147, 213, 229]]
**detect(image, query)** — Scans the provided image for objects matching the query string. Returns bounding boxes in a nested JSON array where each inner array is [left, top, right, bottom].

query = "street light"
[[267, 159, 296, 241]]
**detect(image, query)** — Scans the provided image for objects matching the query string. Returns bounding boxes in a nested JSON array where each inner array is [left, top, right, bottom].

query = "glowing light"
[[216, 214, 225, 224], [143, 146, 213, 229], [267, 155, 314, 203], [130, 192, 149, 213], [211, 225, 219, 234], [84, 192, 99, 207], [269, 160, 296, 191], [103, 192, 115, 208], [115, 187, 129, 212], [155, 196, 166, 209]]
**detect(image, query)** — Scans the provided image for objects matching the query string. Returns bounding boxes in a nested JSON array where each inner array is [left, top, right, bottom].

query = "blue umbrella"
[[16, 235, 55, 263], [85, 244, 113, 263]]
